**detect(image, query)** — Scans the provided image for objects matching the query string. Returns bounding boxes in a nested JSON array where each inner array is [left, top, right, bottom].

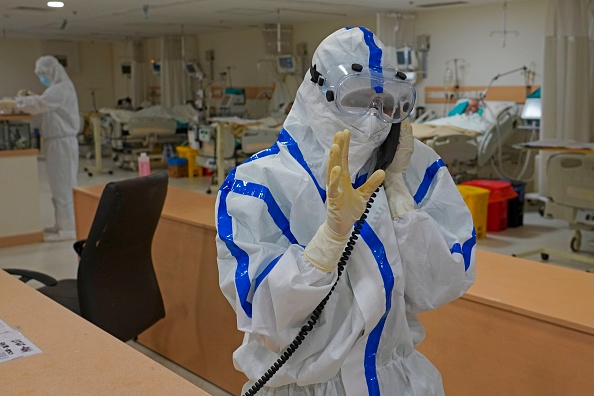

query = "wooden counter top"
[[75, 184, 216, 230], [0, 113, 34, 121], [0, 149, 38, 158], [470, 250, 594, 335], [0, 269, 208, 395]]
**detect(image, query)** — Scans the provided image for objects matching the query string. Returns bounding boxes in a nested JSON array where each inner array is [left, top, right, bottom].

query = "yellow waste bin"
[[457, 185, 490, 238], [175, 146, 201, 178]]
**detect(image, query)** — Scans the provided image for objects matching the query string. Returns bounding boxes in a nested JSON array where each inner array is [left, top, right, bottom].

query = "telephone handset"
[[374, 117, 401, 172], [243, 123, 402, 396]]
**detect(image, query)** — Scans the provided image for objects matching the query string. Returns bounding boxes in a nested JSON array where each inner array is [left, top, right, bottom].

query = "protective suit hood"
[[34, 56, 70, 86], [283, 27, 399, 181]]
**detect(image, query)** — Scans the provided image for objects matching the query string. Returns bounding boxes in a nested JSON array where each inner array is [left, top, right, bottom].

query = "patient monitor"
[[396, 46, 418, 71], [219, 88, 246, 117], [277, 55, 296, 74], [185, 62, 204, 80]]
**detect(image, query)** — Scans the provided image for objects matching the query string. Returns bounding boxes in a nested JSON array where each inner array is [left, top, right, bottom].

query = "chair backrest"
[[77, 171, 168, 341]]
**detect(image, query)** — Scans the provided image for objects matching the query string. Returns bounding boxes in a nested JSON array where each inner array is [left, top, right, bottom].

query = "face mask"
[[39, 76, 52, 87], [309, 104, 390, 179]]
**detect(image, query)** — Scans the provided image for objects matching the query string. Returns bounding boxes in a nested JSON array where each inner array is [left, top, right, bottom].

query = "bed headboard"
[[425, 85, 538, 104]]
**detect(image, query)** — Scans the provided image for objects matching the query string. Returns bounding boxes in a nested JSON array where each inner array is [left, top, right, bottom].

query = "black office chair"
[[5, 171, 168, 342]]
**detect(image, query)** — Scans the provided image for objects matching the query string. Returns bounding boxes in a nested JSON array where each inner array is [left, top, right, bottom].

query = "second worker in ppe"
[[15, 56, 80, 241], [216, 26, 476, 396]]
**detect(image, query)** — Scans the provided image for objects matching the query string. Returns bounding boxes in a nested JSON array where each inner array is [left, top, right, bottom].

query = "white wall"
[[0, 39, 116, 112], [0, 39, 45, 99], [70, 42, 116, 111], [415, 0, 547, 112]]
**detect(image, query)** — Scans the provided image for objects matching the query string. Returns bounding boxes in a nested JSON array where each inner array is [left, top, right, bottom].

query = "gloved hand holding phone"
[[304, 129, 385, 271], [384, 119, 415, 218]]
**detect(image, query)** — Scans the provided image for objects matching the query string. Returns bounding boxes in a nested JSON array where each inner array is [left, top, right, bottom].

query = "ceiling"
[[1, 0, 521, 41]]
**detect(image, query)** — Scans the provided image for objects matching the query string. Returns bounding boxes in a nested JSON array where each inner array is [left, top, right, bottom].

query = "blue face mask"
[[39, 75, 52, 87]]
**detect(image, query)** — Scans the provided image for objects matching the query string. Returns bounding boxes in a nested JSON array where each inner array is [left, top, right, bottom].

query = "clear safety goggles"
[[310, 63, 416, 123]]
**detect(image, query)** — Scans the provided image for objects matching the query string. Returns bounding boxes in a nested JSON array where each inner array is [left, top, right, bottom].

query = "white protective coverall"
[[216, 27, 476, 396], [16, 56, 80, 238]]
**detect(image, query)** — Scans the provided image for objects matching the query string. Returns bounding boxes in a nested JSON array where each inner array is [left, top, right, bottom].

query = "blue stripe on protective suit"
[[255, 255, 282, 290], [413, 159, 445, 204], [278, 129, 326, 202], [358, 26, 384, 94], [359, 26, 382, 71], [218, 168, 254, 318], [231, 180, 298, 245], [217, 144, 286, 318], [413, 158, 474, 271], [360, 223, 394, 396], [449, 228, 476, 271]]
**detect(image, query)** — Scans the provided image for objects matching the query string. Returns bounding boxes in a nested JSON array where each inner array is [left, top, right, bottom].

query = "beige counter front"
[[74, 184, 594, 396], [0, 149, 43, 247]]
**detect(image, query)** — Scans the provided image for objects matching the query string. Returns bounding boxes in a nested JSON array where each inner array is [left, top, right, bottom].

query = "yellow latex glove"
[[0, 98, 16, 110], [304, 129, 385, 271], [384, 119, 415, 218], [16, 90, 36, 97]]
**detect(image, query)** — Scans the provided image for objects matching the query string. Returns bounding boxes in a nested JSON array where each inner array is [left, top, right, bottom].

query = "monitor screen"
[[186, 63, 196, 74], [220, 95, 232, 108], [121, 64, 131, 75], [396, 47, 417, 70], [396, 50, 408, 66], [277, 55, 295, 73], [521, 98, 542, 120], [152, 62, 161, 75]]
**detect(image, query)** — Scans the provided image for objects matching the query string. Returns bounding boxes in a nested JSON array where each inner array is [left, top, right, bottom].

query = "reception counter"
[[74, 183, 594, 395], [0, 149, 43, 247]]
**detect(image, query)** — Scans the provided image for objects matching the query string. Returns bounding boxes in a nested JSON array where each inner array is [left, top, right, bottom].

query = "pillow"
[[448, 100, 468, 116]]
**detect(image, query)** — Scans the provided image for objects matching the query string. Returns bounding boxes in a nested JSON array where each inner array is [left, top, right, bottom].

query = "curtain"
[[160, 36, 186, 107], [539, 0, 594, 194], [131, 40, 147, 108]]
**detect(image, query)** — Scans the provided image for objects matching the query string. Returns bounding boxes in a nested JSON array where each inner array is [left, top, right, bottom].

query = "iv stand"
[[479, 66, 527, 100]]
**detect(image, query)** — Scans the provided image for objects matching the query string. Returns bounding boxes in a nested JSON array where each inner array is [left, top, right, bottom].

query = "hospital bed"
[[99, 105, 196, 170], [512, 151, 594, 267], [544, 153, 594, 253], [193, 114, 284, 193], [411, 100, 526, 182]]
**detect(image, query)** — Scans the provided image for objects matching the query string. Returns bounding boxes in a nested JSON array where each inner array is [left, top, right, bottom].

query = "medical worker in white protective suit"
[[216, 27, 476, 396], [16, 56, 79, 241]]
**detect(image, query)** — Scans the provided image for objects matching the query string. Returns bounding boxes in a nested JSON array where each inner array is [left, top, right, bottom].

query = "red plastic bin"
[[461, 180, 518, 232]]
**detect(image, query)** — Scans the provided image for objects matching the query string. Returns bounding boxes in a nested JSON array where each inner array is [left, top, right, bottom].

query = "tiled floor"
[[1, 155, 593, 395]]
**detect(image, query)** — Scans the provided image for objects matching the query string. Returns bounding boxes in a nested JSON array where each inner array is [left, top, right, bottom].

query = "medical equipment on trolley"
[[219, 87, 246, 117], [98, 104, 195, 171]]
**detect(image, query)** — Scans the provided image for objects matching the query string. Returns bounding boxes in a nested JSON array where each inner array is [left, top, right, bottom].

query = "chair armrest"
[[73, 239, 87, 258], [3, 268, 58, 286]]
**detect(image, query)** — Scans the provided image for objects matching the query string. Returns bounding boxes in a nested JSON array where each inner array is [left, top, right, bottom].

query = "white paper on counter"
[[0, 318, 42, 362]]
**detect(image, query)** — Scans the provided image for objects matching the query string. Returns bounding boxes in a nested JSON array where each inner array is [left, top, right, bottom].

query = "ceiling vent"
[[418, 1, 469, 8]]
